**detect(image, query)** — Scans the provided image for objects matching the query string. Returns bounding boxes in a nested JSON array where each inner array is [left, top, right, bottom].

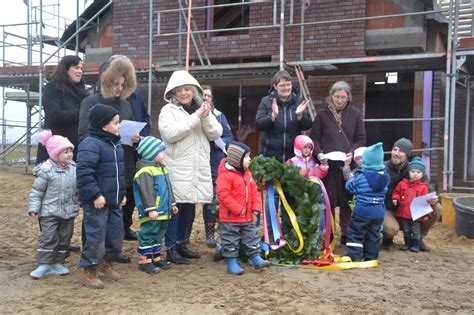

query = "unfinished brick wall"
[[112, 0, 366, 64]]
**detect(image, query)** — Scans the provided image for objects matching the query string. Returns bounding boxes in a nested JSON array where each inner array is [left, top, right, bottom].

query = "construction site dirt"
[[0, 166, 473, 314]]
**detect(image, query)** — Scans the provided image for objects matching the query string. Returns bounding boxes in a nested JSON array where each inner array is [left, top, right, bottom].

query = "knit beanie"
[[37, 129, 74, 162], [354, 146, 367, 159], [362, 142, 385, 171], [393, 137, 413, 158], [227, 141, 250, 169], [89, 104, 120, 130], [137, 136, 166, 162], [408, 156, 426, 175]]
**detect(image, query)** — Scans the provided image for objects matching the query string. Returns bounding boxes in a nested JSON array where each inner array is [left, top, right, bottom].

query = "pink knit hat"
[[37, 130, 74, 162]]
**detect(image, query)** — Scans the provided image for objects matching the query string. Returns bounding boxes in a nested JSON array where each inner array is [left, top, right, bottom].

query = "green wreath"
[[249, 156, 324, 264]]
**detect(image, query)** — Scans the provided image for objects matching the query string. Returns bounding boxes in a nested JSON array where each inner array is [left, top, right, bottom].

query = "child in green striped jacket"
[[133, 136, 178, 274]]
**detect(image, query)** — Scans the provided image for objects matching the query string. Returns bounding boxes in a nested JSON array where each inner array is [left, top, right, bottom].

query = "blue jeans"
[[346, 213, 383, 261], [165, 203, 196, 248], [80, 203, 124, 268]]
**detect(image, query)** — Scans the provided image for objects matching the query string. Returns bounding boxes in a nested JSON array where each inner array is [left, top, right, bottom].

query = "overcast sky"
[[1, 0, 89, 143]]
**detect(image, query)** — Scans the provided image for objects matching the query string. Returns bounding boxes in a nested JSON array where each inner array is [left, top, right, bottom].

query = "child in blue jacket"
[[77, 104, 126, 289], [345, 142, 390, 262], [133, 136, 178, 274]]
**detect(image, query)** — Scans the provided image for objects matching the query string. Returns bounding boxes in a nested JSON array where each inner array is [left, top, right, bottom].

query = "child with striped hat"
[[133, 136, 178, 274], [216, 141, 270, 275]]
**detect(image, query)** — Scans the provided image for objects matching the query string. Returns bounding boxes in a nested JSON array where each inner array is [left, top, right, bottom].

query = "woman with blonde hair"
[[158, 70, 222, 264]]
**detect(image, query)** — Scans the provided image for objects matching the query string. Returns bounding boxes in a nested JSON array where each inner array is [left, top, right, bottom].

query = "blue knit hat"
[[408, 156, 426, 175], [362, 142, 385, 171], [137, 136, 166, 162]]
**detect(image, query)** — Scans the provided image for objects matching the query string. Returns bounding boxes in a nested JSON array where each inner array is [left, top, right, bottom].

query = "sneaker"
[[419, 240, 431, 252], [99, 261, 121, 281], [30, 264, 52, 279], [49, 263, 70, 276], [81, 267, 104, 289]]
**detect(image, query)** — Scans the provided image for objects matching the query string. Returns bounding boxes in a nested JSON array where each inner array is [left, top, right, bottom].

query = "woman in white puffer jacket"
[[158, 70, 222, 264]]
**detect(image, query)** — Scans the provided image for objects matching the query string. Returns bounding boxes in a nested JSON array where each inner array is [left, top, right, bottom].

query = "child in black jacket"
[[77, 104, 126, 289]]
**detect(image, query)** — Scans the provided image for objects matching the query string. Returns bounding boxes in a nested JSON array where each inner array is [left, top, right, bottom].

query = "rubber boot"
[[81, 267, 104, 289], [99, 260, 121, 280], [251, 255, 270, 270], [166, 246, 190, 265], [400, 237, 410, 251], [177, 243, 201, 259], [226, 258, 244, 275], [138, 254, 160, 274], [204, 221, 217, 248]]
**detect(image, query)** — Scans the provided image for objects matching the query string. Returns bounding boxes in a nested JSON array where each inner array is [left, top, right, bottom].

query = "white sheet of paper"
[[323, 151, 347, 161], [214, 138, 227, 154], [410, 192, 436, 221], [119, 120, 146, 146]]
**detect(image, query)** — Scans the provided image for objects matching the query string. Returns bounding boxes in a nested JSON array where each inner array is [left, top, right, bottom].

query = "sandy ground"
[[1, 165, 474, 314]]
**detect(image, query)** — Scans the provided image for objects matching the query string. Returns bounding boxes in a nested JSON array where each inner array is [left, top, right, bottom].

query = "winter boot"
[[30, 264, 52, 279], [382, 237, 393, 250], [99, 260, 121, 280], [251, 255, 270, 270], [166, 246, 190, 265], [400, 237, 410, 251], [177, 243, 201, 259], [409, 239, 420, 253], [153, 254, 171, 270], [205, 221, 217, 248], [50, 263, 70, 276], [81, 267, 104, 289], [138, 255, 160, 275], [226, 258, 244, 275]]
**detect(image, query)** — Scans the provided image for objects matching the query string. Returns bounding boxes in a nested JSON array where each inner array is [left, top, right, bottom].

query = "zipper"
[[243, 172, 249, 222], [113, 143, 119, 205], [283, 105, 287, 161]]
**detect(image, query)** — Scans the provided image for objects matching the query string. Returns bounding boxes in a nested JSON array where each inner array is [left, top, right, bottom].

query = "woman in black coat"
[[310, 81, 366, 245], [256, 70, 312, 162], [36, 55, 89, 164]]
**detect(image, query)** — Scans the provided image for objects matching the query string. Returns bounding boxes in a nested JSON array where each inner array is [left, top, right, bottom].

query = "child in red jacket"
[[391, 157, 429, 252], [216, 142, 270, 275]]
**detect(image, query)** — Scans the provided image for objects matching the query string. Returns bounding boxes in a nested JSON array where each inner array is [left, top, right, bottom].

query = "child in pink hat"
[[28, 130, 79, 279]]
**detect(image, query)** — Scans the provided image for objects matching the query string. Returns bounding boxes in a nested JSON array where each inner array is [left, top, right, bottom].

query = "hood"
[[164, 70, 202, 102], [293, 135, 314, 158], [100, 58, 137, 100], [363, 169, 389, 193]]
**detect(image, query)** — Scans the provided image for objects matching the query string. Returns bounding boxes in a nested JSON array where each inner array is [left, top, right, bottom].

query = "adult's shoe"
[[177, 244, 201, 259], [124, 229, 138, 241], [113, 253, 131, 264], [81, 268, 104, 289], [166, 246, 190, 265]]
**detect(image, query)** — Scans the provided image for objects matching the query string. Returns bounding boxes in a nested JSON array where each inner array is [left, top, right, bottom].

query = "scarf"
[[327, 101, 347, 128], [180, 100, 201, 115]]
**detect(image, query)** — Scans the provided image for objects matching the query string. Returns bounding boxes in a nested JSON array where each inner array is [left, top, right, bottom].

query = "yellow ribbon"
[[273, 179, 304, 254], [274, 257, 379, 270]]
